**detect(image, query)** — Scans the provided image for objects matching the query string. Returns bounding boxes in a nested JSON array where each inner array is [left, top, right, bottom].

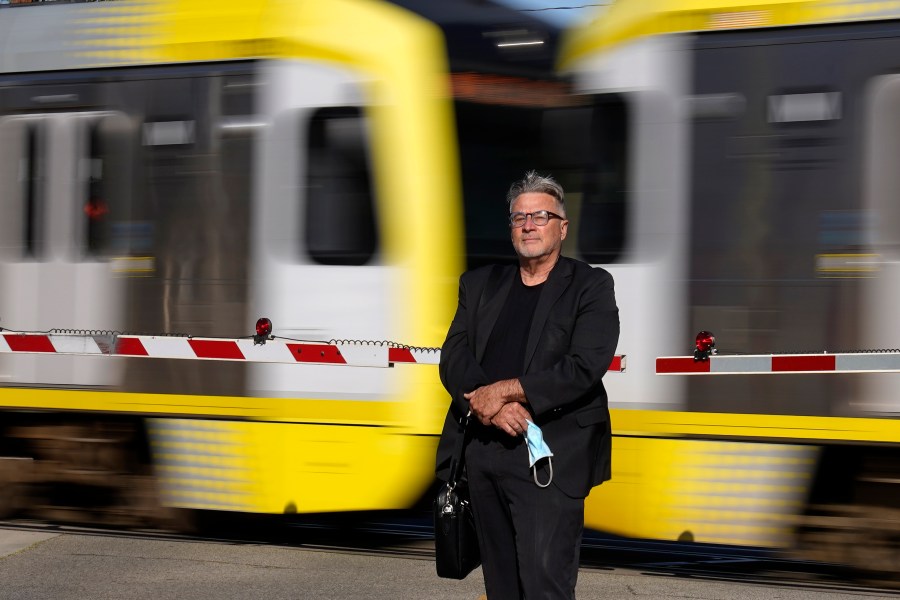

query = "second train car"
[[563, 0, 900, 577]]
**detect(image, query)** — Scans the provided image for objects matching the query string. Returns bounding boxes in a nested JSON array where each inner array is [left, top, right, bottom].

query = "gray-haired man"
[[436, 171, 620, 599]]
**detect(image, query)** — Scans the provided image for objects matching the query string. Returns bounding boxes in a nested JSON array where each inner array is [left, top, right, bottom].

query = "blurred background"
[[2, 0, 900, 583]]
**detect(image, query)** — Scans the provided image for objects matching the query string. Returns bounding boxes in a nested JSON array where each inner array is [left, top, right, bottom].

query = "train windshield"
[[453, 77, 630, 269]]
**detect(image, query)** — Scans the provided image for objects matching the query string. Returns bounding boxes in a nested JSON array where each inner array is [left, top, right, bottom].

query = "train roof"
[[0, 0, 444, 74], [559, 0, 900, 69], [0, 0, 559, 79], [392, 0, 561, 77]]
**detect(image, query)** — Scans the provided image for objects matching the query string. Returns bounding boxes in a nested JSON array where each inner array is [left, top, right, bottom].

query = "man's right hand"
[[490, 402, 531, 437]]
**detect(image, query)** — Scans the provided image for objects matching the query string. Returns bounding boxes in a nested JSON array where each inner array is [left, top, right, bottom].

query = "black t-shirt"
[[480, 273, 545, 382]]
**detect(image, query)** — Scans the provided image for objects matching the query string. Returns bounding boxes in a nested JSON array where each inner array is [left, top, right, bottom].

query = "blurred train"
[[4, 0, 900, 580], [563, 0, 900, 577], [0, 0, 569, 524]]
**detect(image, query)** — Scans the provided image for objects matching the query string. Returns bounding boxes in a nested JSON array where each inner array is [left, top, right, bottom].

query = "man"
[[436, 171, 619, 599]]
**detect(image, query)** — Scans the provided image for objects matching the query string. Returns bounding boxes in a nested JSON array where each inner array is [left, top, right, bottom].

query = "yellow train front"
[[0, 0, 567, 523]]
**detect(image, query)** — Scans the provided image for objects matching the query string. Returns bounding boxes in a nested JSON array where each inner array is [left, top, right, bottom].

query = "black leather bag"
[[434, 413, 480, 579]]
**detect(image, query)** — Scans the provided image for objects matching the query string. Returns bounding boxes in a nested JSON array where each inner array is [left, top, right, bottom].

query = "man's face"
[[510, 192, 568, 260]]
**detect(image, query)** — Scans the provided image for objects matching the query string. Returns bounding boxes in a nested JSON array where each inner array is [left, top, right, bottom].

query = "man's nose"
[[522, 214, 537, 230]]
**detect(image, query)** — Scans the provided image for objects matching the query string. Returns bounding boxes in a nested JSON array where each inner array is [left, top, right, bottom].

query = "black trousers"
[[465, 427, 584, 600]]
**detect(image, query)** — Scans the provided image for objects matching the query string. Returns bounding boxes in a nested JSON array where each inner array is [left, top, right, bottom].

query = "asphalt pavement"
[[1, 527, 898, 600]]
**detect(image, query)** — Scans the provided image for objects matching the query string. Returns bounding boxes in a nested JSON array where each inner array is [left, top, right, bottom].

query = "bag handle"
[[447, 411, 472, 487]]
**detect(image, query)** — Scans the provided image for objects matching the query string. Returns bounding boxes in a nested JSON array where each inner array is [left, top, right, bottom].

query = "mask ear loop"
[[532, 457, 553, 488]]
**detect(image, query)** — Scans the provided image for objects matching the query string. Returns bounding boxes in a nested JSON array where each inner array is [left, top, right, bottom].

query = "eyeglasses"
[[509, 210, 565, 228]]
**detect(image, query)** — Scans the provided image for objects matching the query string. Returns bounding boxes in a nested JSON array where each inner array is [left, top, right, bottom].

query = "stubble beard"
[[514, 238, 559, 260]]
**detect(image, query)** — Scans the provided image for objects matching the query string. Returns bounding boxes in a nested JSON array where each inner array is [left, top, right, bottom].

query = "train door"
[[115, 69, 256, 397], [250, 62, 395, 401], [861, 74, 900, 413], [562, 36, 693, 409], [687, 26, 869, 416], [0, 110, 133, 387]]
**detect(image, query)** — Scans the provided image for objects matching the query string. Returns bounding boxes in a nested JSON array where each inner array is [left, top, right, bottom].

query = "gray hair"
[[506, 170, 566, 216]]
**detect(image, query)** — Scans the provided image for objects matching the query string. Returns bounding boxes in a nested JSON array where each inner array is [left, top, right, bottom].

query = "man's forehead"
[[511, 192, 557, 210]]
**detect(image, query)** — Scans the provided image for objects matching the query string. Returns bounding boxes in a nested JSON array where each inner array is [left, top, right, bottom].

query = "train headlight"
[[694, 330, 716, 362], [254, 317, 273, 345]]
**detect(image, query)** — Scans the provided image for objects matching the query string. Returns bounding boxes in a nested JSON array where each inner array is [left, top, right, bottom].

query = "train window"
[[865, 76, 900, 256], [82, 116, 135, 258], [304, 107, 378, 266], [222, 73, 255, 117], [455, 93, 629, 269], [23, 124, 41, 258], [575, 95, 629, 264], [84, 123, 108, 255], [0, 118, 41, 259], [455, 101, 556, 269]]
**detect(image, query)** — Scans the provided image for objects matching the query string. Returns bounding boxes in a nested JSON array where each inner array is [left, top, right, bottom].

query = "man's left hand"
[[490, 402, 531, 437]]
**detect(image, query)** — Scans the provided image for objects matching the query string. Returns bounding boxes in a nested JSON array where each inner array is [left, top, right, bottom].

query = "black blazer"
[[435, 256, 620, 498]]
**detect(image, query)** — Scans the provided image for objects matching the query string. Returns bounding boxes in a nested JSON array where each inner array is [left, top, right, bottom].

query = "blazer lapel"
[[474, 264, 516, 362], [523, 257, 573, 372]]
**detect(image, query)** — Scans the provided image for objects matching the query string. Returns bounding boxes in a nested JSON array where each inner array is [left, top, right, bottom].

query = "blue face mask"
[[525, 420, 554, 488]]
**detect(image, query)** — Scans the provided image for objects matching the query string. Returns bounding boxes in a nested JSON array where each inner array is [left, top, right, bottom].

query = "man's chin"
[[516, 248, 547, 259]]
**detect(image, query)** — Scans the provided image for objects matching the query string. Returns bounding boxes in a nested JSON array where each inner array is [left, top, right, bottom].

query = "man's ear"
[[560, 220, 569, 241]]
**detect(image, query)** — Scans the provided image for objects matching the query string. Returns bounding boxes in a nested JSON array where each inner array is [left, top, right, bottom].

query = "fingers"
[[490, 403, 531, 436], [505, 403, 531, 430], [466, 384, 528, 432], [505, 419, 527, 437], [466, 387, 503, 425], [493, 415, 518, 437], [469, 397, 491, 425]]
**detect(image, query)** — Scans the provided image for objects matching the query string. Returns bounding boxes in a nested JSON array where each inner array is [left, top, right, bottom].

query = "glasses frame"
[[508, 210, 565, 228]]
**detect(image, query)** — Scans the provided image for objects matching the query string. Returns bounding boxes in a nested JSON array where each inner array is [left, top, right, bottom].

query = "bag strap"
[[447, 411, 472, 486]]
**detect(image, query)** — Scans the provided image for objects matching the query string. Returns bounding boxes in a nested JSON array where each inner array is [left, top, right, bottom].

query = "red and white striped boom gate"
[[0, 329, 626, 372], [657, 352, 900, 375]]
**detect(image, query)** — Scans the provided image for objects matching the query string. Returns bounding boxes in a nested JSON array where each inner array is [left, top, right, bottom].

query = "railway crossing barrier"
[[656, 331, 900, 375], [0, 319, 627, 372]]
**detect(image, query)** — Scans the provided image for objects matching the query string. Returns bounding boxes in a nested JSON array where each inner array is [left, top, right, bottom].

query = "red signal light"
[[694, 330, 715, 362], [695, 331, 715, 353], [256, 318, 272, 337], [254, 318, 273, 344]]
